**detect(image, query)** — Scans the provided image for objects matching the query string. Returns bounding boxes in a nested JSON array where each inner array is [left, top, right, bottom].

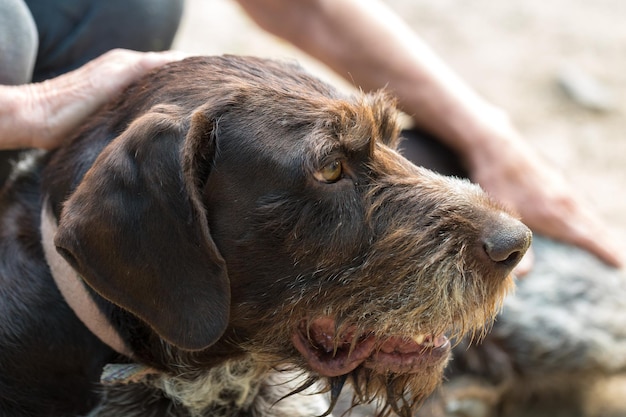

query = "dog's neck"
[[40, 202, 133, 358]]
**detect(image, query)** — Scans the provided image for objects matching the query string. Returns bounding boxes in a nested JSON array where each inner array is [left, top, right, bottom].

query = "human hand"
[[467, 120, 624, 275], [0, 49, 188, 150]]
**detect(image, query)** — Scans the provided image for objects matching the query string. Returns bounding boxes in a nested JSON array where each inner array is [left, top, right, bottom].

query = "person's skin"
[[0, 49, 186, 150], [235, 0, 623, 272]]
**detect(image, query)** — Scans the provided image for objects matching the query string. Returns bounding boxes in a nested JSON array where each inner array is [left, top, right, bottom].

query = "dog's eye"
[[317, 160, 343, 183]]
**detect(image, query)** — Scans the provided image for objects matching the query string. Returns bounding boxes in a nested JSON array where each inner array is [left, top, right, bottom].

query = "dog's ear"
[[54, 105, 229, 351]]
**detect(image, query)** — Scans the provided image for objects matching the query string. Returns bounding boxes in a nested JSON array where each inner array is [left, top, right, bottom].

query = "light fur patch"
[[153, 357, 263, 415], [152, 357, 331, 417]]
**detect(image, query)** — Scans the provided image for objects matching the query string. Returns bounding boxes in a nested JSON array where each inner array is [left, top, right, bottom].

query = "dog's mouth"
[[291, 317, 451, 377]]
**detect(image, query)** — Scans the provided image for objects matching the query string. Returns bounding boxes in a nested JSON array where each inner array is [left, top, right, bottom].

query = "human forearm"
[[0, 85, 29, 149], [0, 73, 108, 150], [236, 0, 509, 167], [0, 49, 186, 150]]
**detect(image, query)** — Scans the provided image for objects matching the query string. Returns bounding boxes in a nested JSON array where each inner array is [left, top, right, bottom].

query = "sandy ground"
[[173, 0, 626, 248]]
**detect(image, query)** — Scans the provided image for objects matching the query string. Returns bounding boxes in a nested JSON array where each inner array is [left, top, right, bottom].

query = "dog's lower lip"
[[291, 325, 376, 377], [292, 319, 451, 377], [364, 335, 451, 374]]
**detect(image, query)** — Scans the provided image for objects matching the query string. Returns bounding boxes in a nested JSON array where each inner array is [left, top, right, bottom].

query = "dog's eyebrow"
[[338, 130, 375, 160], [305, 119, 372, 166], [303, 91, 399, 173], [330, 94, 400, 159]]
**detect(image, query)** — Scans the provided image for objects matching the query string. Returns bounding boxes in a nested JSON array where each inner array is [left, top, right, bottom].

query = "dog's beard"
[[229, 253, 512, 417], [331, 366, 446, 417], [245, 360, 444, 417], [239, 321, 450, 417]]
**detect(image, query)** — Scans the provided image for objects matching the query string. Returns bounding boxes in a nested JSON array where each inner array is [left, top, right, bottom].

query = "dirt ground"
[[173, 0, 626, 248]]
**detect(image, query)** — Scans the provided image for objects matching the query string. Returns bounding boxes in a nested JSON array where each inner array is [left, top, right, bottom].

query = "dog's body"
[[1, 55, 625, 417], [1, 55, 624, 417], [1, 55, 576, 417]]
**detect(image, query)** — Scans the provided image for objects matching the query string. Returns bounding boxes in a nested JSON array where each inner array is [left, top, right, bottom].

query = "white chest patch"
[[152, 357, 332, 417]]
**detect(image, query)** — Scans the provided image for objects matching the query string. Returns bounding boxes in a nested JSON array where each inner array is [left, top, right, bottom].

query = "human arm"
[[235, 0, 623, 269], [0, 49, 186, 150]]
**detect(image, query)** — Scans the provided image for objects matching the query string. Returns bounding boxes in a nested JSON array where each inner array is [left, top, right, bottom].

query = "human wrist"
[[458, 106, 523, 171], [400, 74, 517, 166], [14, 71, 97, 150], [0, 72, 91, 150], [0, 85, 39, 149]]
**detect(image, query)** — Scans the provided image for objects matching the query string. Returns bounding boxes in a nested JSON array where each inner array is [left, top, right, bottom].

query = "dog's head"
[[50, 56, 530, 416]]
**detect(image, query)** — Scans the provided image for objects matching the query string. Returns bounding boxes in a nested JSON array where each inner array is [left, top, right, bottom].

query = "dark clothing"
[[0, 0, 184, 183], [25, 0, 184, 81]]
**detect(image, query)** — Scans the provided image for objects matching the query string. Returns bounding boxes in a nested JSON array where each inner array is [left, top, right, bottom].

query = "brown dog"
[[0, 56, 530, 417]]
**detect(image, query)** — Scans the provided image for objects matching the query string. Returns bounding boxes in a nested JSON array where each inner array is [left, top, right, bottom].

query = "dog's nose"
[[481, 213, 532, 268]]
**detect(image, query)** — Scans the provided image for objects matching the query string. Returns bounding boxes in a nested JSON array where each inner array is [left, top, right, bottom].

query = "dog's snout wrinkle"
[[481, 214, 532, 269]]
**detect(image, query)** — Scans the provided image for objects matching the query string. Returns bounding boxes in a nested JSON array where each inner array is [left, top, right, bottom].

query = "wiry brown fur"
[[0, 56, 529, 417]]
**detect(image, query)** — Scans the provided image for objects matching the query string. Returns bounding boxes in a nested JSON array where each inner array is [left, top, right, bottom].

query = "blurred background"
[[173, 0, 626, 246]]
